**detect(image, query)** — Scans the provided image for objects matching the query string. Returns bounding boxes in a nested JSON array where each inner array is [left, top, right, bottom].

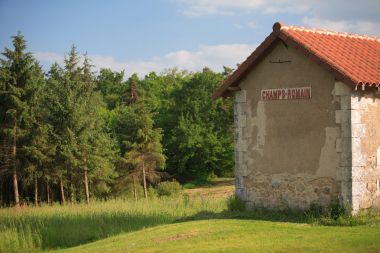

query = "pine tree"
[[21, 62, 49, 206], [44, 62, 67, 204], [0, 32, 41, 206], [127, 74, 139, 105], [43, 46, 84, 204], [44, 47, 117, 204], [78, 55, 116, 204], [123, 79, 165, 198]]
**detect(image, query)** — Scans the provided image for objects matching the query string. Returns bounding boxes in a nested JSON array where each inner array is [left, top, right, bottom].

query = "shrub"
[[156, 181, 183, 197], [329, 200, 348, 220], [227, 194, 246, 212], [306, 200, 348, 220], [183, 183, 196, 189], [303, 200, 362, 225], [306, 202, 327, 218], [148, 187, 157, 198]]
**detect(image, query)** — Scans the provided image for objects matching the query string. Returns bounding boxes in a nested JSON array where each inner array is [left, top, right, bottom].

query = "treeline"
[[0, 33, 234, 206]]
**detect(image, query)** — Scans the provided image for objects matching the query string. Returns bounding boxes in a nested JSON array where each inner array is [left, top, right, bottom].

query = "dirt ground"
[[184, 178, 235, 199]]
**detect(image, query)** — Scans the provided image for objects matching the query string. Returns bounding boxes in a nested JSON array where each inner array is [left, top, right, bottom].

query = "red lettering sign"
[[261, 87, 311, 101]]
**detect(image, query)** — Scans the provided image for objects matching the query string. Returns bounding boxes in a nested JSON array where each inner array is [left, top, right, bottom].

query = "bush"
[[303, 200, 364, 225], [306, 200, 349, 220], [148, 187, 157, 198], [156, 181, 183, 197], [227, 194, 246, 212], [183, 183, 196, 189]]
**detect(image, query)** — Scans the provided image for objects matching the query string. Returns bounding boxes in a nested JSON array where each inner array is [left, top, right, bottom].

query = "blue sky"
[[1, 0, 379, 77]]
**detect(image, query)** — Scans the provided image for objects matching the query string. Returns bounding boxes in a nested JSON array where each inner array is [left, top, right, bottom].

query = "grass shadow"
[[175, 207, 380, 227], [1, 212, 174, 250], [174, 209, 310, 224]]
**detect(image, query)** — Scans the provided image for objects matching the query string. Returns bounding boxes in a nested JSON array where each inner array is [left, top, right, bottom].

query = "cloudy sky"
[[1, 0, 379, 77]]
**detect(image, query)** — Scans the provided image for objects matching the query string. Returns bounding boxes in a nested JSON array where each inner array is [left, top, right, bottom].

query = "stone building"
[[213, 22, 380, 212]]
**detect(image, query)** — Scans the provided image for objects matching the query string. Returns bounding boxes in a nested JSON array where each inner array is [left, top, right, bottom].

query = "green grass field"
[[0, 181, 379, 253], [59, 219, 380, 253]]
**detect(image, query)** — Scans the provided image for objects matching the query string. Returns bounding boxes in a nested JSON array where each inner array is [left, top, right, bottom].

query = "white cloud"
[[247, 21, 257, 29], [177, 0, 264, 17], [260, 1, 310, 14], [176, 0, 379, 18], [176, 0, 311, 16], [176, 0, 380, 36], [33, 52, 64, 64], [234, 21, 258, 30], [34, 43, 257, 77], [234, 23, 244, 30], [302, 17, 380, 36]]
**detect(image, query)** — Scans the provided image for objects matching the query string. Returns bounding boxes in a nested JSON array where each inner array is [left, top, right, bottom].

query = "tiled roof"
[[213, 22, 380, 99]]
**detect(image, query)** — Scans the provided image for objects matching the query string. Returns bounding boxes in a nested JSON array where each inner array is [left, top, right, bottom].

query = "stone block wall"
[[350, 88, 380, 211], [244, 172, 339, 210], [333, 82, 353, 208], [334, 81, 380, 212]]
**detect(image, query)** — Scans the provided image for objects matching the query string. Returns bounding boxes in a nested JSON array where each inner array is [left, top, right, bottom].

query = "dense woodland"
[[0, 33, 234, 206]]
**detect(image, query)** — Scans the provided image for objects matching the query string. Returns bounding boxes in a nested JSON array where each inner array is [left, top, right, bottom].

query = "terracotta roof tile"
[[213, 22, 380, 99], [281, 25, 380, 87]]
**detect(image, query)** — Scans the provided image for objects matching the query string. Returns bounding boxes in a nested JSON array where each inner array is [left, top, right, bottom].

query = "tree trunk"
[[46, 179, 50, 205], [133, 178, 137, 201], [51, 189, 54, 204], [34, 174, 38, 206], [70, 181, 74, 204], [84, 168, 90, 204], [142, 155, 147, 198], [12, 117, 19, 207], [0, 179, 3, 206], [60, 178, 65, 205]]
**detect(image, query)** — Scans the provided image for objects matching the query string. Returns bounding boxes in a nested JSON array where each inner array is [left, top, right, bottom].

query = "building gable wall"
[[234, 40, 342, 209]]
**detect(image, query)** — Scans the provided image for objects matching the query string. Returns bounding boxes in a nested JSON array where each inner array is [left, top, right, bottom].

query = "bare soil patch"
[[184, 178, 235, 199]]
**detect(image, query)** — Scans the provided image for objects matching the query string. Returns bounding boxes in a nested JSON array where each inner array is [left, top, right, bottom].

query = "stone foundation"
[[245, 172, 339, 210]]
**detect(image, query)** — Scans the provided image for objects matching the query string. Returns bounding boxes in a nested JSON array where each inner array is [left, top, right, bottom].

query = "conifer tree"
[[44, 47, 116, 204], [44, 62, 67, 204], [21, 62, 50, 206], [78, 55, 116, 204], [0, 32, 41, 206], [127, 74, 139, 105], [122, 78, 165, 198], [44, 46, 86, 203]]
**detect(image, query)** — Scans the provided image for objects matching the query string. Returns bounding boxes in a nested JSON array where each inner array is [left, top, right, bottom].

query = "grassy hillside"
[[59, 219, 380, 253]]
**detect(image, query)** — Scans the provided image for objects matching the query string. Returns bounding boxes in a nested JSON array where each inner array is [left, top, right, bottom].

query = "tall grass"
[[0, 196, 226, 253]]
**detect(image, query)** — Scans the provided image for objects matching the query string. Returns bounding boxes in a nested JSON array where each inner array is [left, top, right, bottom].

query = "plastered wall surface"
[[234, 40, 342, 210]]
